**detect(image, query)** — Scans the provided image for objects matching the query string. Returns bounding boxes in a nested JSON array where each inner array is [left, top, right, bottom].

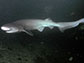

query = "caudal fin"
[[77, 18, 84, 23], [58, 18, 84, 32]]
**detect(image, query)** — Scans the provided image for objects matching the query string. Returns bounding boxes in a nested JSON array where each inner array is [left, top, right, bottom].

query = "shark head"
[[1, 23, 21, 33], [1, 23, 34, 36]]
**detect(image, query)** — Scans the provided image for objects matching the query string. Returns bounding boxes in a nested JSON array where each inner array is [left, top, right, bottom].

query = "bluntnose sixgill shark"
[[1, 18, 84, 36]]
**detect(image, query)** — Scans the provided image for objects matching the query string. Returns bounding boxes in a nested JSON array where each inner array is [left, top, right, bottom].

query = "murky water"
[[0, 0, 84, 63]]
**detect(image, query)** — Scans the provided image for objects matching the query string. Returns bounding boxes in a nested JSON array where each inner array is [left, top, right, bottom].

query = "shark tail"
[[77, 18, 84, 23], [58, 18, 84, 32]]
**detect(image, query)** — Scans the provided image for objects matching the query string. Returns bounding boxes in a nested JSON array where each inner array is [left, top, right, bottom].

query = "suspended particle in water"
[[68, 56, 73, 61]]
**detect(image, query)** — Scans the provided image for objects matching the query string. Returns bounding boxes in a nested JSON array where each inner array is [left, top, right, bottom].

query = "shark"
[[1, 18, 84, 36]]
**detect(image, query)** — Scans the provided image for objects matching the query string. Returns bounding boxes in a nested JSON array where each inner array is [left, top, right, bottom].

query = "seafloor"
[[0, 28, 83, 63]]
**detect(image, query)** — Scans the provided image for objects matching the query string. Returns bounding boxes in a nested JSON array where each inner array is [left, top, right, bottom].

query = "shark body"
[[1, 18, 84, 36]]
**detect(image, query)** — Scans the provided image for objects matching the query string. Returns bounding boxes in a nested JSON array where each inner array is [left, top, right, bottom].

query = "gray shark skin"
[[1, 18, 84, 36]]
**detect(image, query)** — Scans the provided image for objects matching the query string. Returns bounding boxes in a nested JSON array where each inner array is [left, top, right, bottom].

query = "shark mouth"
[[5, 30, 13, 33]]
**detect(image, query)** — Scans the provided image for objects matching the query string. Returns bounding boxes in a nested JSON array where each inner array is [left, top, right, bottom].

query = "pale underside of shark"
[[1, 18, 84, 36]]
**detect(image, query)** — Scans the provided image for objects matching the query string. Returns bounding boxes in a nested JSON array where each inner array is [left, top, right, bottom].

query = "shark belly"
[[33, 21, 57, 32]]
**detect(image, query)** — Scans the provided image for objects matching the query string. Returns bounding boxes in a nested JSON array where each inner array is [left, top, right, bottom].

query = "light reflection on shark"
[[1, 18, 84, 36]]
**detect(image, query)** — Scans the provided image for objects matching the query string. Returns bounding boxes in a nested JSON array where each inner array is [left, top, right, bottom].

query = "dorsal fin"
[[44, 18, 52, 22]]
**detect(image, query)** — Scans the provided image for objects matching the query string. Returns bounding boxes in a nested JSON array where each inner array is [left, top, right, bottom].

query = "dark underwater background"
[[0, 0, 84, 63]]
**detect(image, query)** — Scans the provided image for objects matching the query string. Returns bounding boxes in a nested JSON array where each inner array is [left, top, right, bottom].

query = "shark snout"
[[1, 26, 11, 31]]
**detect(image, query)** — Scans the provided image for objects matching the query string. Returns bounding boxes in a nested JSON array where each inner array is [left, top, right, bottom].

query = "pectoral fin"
[[23, 28, 33, 36], [24, 30, 33, 36]]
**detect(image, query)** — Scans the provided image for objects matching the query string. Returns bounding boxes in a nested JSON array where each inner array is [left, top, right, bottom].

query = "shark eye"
[[1, 26, 11, 31]]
